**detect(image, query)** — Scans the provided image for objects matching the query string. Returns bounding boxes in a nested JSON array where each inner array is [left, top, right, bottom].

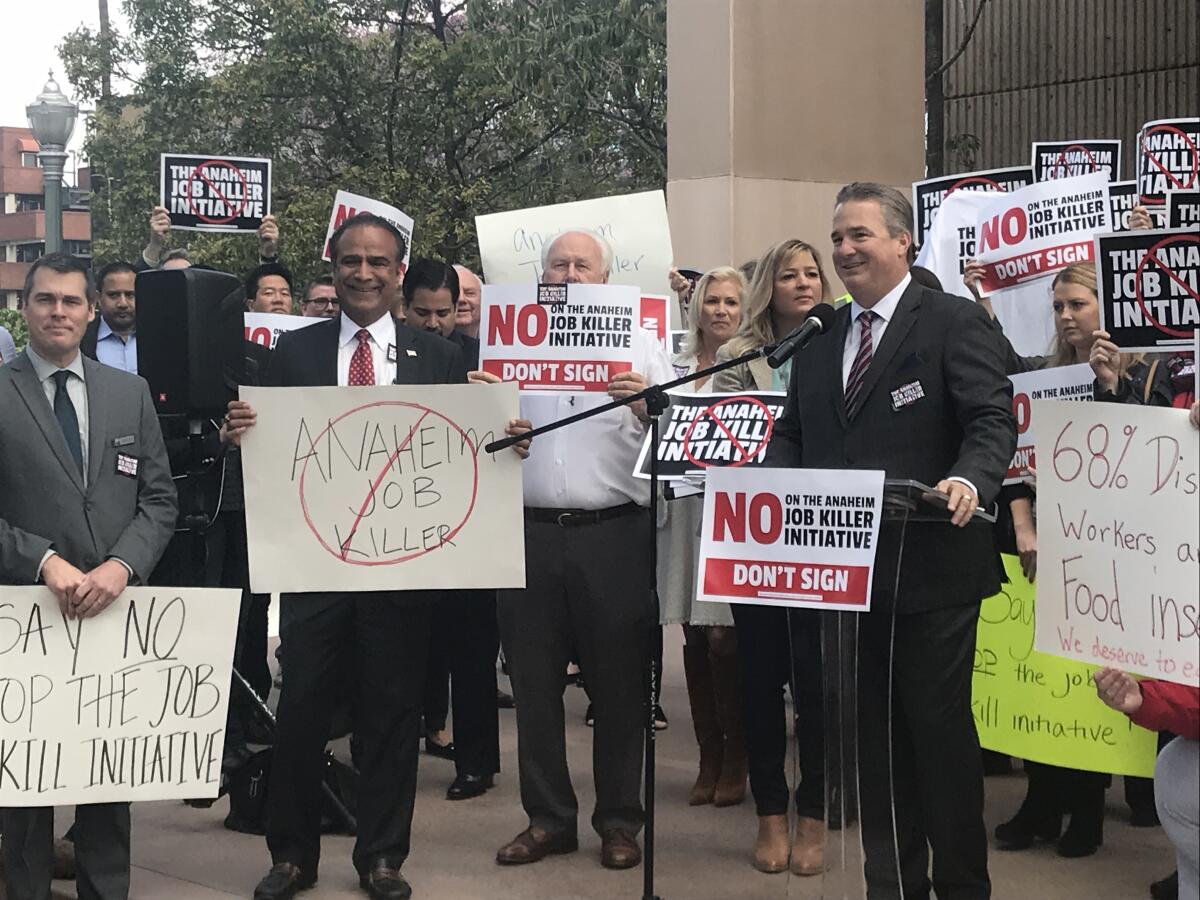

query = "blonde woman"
[[712, 239, 832, 876], [659, 267, 746, 808]]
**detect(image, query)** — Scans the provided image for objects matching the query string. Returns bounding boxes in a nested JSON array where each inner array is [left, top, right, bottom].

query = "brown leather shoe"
[[753, 814, 790, 873], [600, 828, 642, 869], [496, 827, 578, 865], [791, 815, 825, 876]]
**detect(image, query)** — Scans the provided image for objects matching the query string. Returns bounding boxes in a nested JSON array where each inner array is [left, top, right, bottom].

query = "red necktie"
[[348, 329, 375, 386], [844, 310, 877, 416]]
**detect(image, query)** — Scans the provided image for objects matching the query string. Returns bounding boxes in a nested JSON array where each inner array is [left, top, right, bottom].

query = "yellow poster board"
[[972, 555, 1158, 777]]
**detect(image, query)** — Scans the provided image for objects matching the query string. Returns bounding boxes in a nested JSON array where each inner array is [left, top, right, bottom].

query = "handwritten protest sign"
[[634, 391, 785, 481], [1166, 189, 1200, 229], [1032, 140, 1121, 183], [912, 166, 1035, 247], [1033, 401, 1199, 686], [244, 311, 319, 351], [240, 383, 524, 593], [475, 190, 675, 302], [1137, 117, 1200, 205], [479, 283, 639, 391], [0, 586, 240, 806], [1095, 228, 1200, 352], [160, 153, 271, 233], [322, 190, 414, 264], [1107, 181, 1166, 231], [972, 556, 1157, 777], [1005, 364, 1094, 485], [975, 173, 1112, 294], [698, 467, 884, 611]]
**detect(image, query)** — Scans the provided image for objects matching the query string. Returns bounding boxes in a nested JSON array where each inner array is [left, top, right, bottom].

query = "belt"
[[525, 502, 644, 527]]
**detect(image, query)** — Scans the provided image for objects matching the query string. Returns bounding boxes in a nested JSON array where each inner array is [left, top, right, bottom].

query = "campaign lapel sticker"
[[387, 344, 398, 363], [890, 380, 925, 410], [116, 453, 139, 478]]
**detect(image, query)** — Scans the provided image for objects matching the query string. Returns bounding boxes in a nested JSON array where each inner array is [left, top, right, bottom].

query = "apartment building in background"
[[0, 126, 91, 309]]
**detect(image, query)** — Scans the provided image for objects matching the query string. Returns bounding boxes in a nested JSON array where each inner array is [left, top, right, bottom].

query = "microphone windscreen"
[[807, 303, 836, 331]]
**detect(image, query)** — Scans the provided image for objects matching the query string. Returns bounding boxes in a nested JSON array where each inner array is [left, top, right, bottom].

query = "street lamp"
[[26, 71, 79, 255]]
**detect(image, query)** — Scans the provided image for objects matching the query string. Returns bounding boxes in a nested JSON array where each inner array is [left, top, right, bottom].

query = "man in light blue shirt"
[[83, 260, 138, 373]]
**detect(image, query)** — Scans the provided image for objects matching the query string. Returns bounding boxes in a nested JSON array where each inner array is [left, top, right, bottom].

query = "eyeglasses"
[[303, 297, 340, 308]]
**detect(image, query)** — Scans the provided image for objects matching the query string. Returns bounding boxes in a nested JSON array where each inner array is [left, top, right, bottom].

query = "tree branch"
[[927, 0, 988, 82]]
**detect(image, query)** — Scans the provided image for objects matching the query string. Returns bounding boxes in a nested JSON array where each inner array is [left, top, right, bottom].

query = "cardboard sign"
[[698, 467, 885, 611], [1095, 228, 1200, 352], [244, 312, 320, 351], [912, 166, 1035, 247], [1032, 140, 1122, 183], [973, 555, 1157, 778], [1166, 189, 1200, 229], [669, 330, 687, 357], [475, 190, 675, 303], [479, 283, 639, 391], [322, 190, 414, 265], [1033, 401, 1199, 686], [1137, 117, 1200, 205], [240, 383, 525, 593], [1005, 364, 1094, 484], [633, 391, 786, 481], [640, 294, 669, 350], [160, 153, 271, 233], [1107, 180, 1166, 231], [975, 173, 1112, 294], [0, 586, 240, 806]]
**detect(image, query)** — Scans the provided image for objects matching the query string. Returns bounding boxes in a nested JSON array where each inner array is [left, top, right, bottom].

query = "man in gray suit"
[[0, 253, 177, 900]]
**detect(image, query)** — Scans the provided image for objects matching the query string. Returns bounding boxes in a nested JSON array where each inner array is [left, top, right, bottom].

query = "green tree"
[[60, 0, 666, 292], [0, 309, 29, 355]]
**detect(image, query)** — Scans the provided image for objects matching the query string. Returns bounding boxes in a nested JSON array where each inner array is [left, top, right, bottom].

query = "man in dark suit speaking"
[[226, 213, 527, 900], [0, 253, 177, 900], [767, 183, 1015, 900]]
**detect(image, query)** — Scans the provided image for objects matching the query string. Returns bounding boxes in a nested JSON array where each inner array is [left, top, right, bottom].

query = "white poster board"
[[478, 283, 639, 392], [322, 190, 414, 264], [244, 312, 320, 351], [475, 190, 674, 301], [698, 467, 885, 611], [0, 586, 240, 806], [1033, 401, 1199, 686], [1005, 364, 1094, 484], [240, 383, 525, 593]]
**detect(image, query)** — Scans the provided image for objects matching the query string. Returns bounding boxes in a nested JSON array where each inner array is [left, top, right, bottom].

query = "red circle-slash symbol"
[[1132, 234, 1200, 340], [187, 159, 250, 224], [680, 396, 776, 470], [298, 401, 480, 566], [1140, 124, 1200, 205], [946, 176, 1005, 197], [1051, 144, 1101, 179]]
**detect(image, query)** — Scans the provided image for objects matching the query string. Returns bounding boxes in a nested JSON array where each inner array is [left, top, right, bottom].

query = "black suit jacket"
[[80, 317, 100, 361], [446, 329, 480, 371], [766, 281, 1016, 613]]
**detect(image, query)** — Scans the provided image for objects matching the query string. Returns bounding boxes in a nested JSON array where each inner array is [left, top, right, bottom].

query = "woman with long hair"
[[711, 239, 831, 876]]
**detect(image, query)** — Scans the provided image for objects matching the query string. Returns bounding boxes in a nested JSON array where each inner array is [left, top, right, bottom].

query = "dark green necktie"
[[52, 370, 84, 475]]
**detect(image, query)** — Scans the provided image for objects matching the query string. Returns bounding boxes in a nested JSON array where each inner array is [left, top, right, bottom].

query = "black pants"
[[729, 604, 825, 818], [856, 604, 990, 900], [265, 592, 434, 877], [497, 511, 652, 837], [2, 804, 129, 900]]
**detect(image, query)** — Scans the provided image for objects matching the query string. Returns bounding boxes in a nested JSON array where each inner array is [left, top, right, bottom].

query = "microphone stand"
[[486, 343, 780, 900]]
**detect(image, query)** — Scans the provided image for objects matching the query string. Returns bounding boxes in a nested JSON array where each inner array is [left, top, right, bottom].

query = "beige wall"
[[667, 0, 926, 292]]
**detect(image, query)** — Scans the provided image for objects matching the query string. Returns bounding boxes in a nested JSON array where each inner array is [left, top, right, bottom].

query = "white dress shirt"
[[520, 328, 673, 510], [841, 273, 978, 499], [337, 312, 398, 386], [25, 345, 89, 485]]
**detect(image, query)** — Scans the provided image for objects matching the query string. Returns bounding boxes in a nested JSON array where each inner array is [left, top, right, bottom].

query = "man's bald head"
[[541, 229, 612, 284], [453, 264, 483, 337]]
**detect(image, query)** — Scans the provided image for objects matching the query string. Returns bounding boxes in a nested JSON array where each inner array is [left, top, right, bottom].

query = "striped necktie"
[[844, 310, 878, 417]]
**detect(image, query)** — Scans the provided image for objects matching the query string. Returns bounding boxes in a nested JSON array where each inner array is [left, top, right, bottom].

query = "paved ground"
[[16, 630, 1173, 900]]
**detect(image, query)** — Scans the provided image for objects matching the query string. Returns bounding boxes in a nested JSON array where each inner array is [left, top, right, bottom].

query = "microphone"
[[765, 303, 836, 369]]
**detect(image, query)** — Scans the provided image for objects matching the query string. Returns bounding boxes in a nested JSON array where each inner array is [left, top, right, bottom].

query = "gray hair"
[[540, 228, 614, 278], [835, 182, 914, 240]]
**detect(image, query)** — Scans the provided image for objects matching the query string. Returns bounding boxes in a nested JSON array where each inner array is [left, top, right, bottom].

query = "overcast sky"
[[3, 0, 130, 170]]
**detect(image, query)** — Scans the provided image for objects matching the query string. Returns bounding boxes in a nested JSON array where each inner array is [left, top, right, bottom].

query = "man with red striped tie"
[[766, 183, 1015, 900]]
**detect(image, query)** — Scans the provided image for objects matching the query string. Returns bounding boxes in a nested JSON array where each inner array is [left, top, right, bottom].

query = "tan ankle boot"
[[753, 814, 790, 873], [790, 815, 825, 876]]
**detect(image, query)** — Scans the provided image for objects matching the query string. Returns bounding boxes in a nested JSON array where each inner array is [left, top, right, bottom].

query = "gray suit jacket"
[[0, 350, 177, 584]]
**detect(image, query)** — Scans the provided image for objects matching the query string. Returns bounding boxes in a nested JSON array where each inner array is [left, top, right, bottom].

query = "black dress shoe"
[[994, 812, 1061, 849], [1150, 870, 1179, 900], [253, 862, 316, 899], [447, 773, 494, 800], [359, 861, 412, 900], [424, 735, 455, 760]]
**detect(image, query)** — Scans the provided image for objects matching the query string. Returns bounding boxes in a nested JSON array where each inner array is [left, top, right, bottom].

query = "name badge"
[[112, 434, 135, 447], [387, 344, 398, 363], [890, 380, 925, 410], [116, 453, 139, 478]]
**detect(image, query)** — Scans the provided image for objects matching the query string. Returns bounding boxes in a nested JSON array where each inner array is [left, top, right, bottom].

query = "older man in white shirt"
[[490, 229, 672, 872]]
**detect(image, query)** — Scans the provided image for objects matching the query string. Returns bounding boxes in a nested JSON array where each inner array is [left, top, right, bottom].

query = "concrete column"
[[666, 0, 926, 290]]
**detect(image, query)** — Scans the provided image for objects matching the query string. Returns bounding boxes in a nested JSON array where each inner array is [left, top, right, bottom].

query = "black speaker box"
[[135, 268, 246, 415]]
